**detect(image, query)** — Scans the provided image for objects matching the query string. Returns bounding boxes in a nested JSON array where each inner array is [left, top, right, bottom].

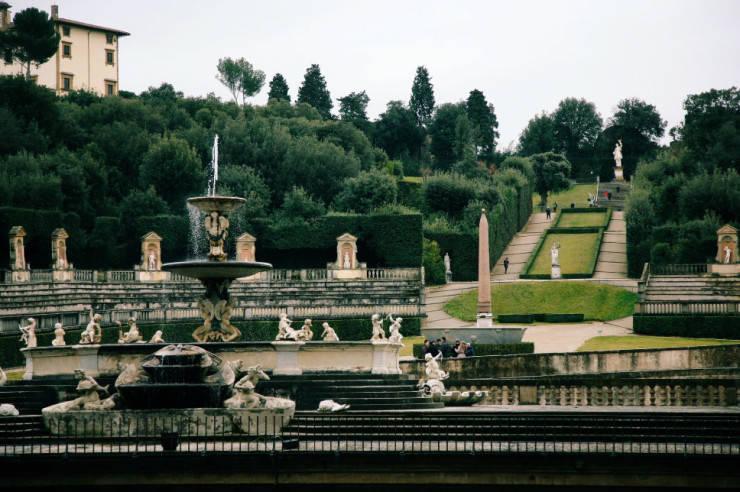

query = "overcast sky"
[[11, 0, 740, 147]]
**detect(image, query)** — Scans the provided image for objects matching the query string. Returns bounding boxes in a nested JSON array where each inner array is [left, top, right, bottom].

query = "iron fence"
[[1, 413, 738, 457]]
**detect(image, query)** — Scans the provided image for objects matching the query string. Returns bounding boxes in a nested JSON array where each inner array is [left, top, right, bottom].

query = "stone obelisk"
[[477, 209, 493, 328]]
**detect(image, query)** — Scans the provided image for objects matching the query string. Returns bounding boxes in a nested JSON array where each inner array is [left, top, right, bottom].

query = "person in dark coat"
[[503, 257, 510, 274]]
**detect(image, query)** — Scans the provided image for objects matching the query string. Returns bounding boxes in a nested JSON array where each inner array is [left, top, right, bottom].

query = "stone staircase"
[[259, 373, 444, 411], [492, 213, 553, 280], [642, 276, 740, 302], [594, 211, 628, 278], [597, 181, 630, 210]]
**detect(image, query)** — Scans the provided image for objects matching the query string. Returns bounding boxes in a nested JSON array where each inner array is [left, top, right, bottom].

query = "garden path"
[[594, 211, 628, 278], [492, 212, 552, 280]]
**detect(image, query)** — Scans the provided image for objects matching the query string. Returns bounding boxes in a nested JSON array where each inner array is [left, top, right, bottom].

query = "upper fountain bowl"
[[188, 195, 247, 214], [162, 260, 272, 280]]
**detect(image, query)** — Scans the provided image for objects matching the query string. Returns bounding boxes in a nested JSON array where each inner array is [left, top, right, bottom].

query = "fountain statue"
[[163, 135, 272, 342], [418, 352, 486, 406]]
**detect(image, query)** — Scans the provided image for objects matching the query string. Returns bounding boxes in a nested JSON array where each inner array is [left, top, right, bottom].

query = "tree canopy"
[[465, 89, 499, 160], [409, 66, 435, 127], [552, 97, 603, 178], [267, 73, 290, 103], [0, 7, 59, 78], [297, 64, 333, 119], [215, 57, 266, 106]]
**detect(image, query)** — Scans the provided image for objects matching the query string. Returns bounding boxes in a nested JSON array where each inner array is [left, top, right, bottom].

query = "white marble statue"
[[296, 319, 314, 341], [0, 403, 19, 416], [51, 322, 66, 346], [148, 252, 156, 271], [342, 251, 351, 269], [370, 313, 386, 341], [116, 318, 143, 344], [724, 245, 732, 264], [80, 309, 102, 344], [387, 314, 403, 344], [551, 242, 560, 267], [115, 362, 148, 386], [613, 139, 623, 168], [224, 369, 293, 410], [444, 253, 451, 274], [321, 322, 339, 341], [276, 313, 299, 341], [43, 371, 111, 413], [317, 400, 350, 412], [424, 353, 449, 381], [0, 366, 6, 386], [149, 330, 165, 343], [19, 318, 37, 349]]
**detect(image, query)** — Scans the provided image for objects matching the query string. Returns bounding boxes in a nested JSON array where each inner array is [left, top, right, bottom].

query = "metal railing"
[[0, 413, 737, 457], [636, 301, 739, 315]]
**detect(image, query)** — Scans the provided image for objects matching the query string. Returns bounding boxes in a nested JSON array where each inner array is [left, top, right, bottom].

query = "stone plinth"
[[22, 341, 403, 380], [8, 225, 29, 282], [42, 406, 294, 437], [135, 270, 168, 282], [52, 269, 74, 282], [708, 263, 740, 276], [551, 265, 562, 279]]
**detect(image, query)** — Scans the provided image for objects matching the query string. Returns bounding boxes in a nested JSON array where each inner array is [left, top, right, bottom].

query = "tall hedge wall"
[[633, 315, 740, 339]]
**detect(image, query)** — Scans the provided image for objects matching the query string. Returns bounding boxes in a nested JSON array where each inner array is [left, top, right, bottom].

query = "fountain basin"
[[162, 260, 272, 280], [187, 195, 247, 214], [117, 382, 231, 409]]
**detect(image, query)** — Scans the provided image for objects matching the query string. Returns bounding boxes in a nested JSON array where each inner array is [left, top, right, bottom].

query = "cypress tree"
[[267, 73, 290, 102], [409, 66, 435, 127], [297, 64, 333, 118]]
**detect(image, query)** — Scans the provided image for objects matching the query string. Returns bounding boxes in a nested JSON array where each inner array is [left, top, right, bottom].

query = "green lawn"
[[401, 335, 424, 356], [528, 233, 600, 275], [533, 183, 596, 208], [555, 211, 607, 228], [577, 336, 740, 352], [444, 281, 636, 322]]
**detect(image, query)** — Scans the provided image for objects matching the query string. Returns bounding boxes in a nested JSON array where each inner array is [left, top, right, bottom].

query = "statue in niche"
[[56, 240, 67, 269], [296, 319, 314, 341], [15, 238, 25, 269], [724, 245, 732, 264], [149, 330, 165, 344], [275, 313, 299, 341], [205, 211, 229, 261], [147, 251, 156, 271], [19, 318, 37, 348], [342, 251, 351, 269], [52, 322, 66, 346], [370, 313, 386, 341], [116, 318, 143, 344], [387, 314, 403, 344], [613, 139, 623, 168], [551, 242, 560, 267], [321, 322, 339, 341], [79, 309, 102, 344]]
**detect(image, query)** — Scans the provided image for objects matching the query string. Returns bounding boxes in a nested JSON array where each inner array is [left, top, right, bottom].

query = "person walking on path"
[[503, 257, 510, 274], [553, 202, 558, 213], [545, 207, 551, 220]]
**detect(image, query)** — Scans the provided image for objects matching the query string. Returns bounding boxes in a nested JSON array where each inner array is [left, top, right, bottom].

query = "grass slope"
[[444, 281, 636, 322], [556, 212, 607, 228], [528, 233, 600, 275], [533, 183, 596, 208], [577, 336, 740, 352]]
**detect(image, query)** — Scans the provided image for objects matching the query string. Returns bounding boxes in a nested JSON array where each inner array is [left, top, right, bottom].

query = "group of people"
[[421, 336, 474, 359]]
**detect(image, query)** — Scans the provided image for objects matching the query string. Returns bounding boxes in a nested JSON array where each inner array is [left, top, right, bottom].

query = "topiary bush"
[[422, 238, 446, 285]]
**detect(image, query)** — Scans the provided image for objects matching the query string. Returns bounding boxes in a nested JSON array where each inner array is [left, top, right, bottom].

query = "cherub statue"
[[321, 322, 339, 341], [80, 309, 102, 344], [296, 319, 314, 341], [51, 322, 66, 346], [205, 211, 229, 261], [387, 314, 403, 344], [116, 318, 143, 344], [276, 313, 298, 341], [149, 330, 165, 343], [370, 313, 386, 341], [19, 318, 37, 348], [192, 298, 215, 342]]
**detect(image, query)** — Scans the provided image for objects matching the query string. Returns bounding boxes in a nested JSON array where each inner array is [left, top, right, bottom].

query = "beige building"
[[0, 3, 129, 96]]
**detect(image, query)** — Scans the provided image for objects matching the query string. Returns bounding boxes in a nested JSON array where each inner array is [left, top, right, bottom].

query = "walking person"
[[545, 206, 551, 220], [503, 257, 510, 274], [553, 202, 558, 214]]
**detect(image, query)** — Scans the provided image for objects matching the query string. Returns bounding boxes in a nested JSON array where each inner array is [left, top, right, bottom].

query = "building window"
[[105, 81, 116, 96], [106, 33, 115, 44], [62, 25, 70, 36], [62, 74, 73, 91], [62, 42, 72, 58], [105, 50, 114, 66]]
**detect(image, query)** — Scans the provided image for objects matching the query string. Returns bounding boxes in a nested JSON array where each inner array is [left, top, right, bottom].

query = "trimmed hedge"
[[496, 313, 584, 323], [633, 315, 740, 339], [553, 207, 612, 228], [520, 227, 605, 279], [398, 180, 423, 210], [412, 342, 534, 359], [0, 318, 422, 369]]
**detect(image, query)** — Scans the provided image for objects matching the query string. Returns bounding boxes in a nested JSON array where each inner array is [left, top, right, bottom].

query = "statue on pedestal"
[[116, 318, 143, 344], [296, 319, 314, 341], [444, 252, 452, 282], [613, 139, 623, 168], [550, 242, 562, 279], [370, 313, 386, 341], [387, 314, 403, 344], [19, 318, 36, 349], [80, 309, 102, 344], [52, 323, 66, 346], [275, 313, 299, 341], [321, 322, 339, 341], [149, 330, 165, 344]]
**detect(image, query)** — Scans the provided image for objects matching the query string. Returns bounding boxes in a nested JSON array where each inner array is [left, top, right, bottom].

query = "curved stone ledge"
[[22, 341, 402, 380]]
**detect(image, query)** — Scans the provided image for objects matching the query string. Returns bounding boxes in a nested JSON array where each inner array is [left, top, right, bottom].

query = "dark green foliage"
[[499, 156, 534, 183], [530, 152, 572, 206], [552, 98, 603, 178], [424, 231, 477, 280], [610, 98, 666, 141], [1, 7, 60, 78], [422, 173, 480, 217], [278, 187, 326, 222], [338, 90, 370, 134], [634, 315, 740, 339], [373, 100, 425, 161], [518, 112, 556, 156], [398, 180, 423, 209], [297, 64, 333, 119], [218, 165, 271, 220], [267, 73, 290, 102], [422, 238, 446, 285], [465, 89, 499, 160], [497, 313, 584, 323], [139, 136, 204, 211], [409, 66, 435, 126], [429, 103, 467, 169], [118, 188, 169, 238], [0, 75, 59, 153], [412, 342, 534, 359], [334, 169, 398, 213]]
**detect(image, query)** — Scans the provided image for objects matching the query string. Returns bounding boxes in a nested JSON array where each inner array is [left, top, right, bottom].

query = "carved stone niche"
[[51, 228, 74, 282], [329, 232, 366, 279], [136, 231, 166, 282], [8, 226, 29, 283], [710, 224, 739, 275]]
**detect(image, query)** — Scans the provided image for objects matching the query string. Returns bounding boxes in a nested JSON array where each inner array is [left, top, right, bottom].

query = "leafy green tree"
[[0, 75, 60, 154], [530, 152, 572, 206], [338, 90, 370, 133], [552, 98, 602, 177], [267, 73, 290, 102], [218, 165, 271, 219], [139, 136, 204, 210], [429, 103, 467, 169], [373, 100, 425, 161], [499, 156, 534, 183], [518, 112, 556, 156], [422, 238, 446, 285], [279, 186, 326, 221], [0, 7, 59, 79], [409, 66, 435, 127], [216, 57, 265, 105], [465, 89, 499, 160], [610, 98, 666, 142], [297, 64, 333, 119], [334, 169, 398, 213], [119, 187, 169, 236], [422, 173, 480, 217]]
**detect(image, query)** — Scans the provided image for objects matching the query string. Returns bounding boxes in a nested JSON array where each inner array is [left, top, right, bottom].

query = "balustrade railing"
[[636, 301, 739, 315], [651, 263, 709, 275], [29, 270, 53, 283], [73, 270, 94, 282]]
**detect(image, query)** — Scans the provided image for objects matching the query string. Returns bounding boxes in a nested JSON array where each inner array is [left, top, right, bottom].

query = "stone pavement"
[[594, 210, 628, 278], [492, 212, 553, 280], [521, 316, 632, 353]]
